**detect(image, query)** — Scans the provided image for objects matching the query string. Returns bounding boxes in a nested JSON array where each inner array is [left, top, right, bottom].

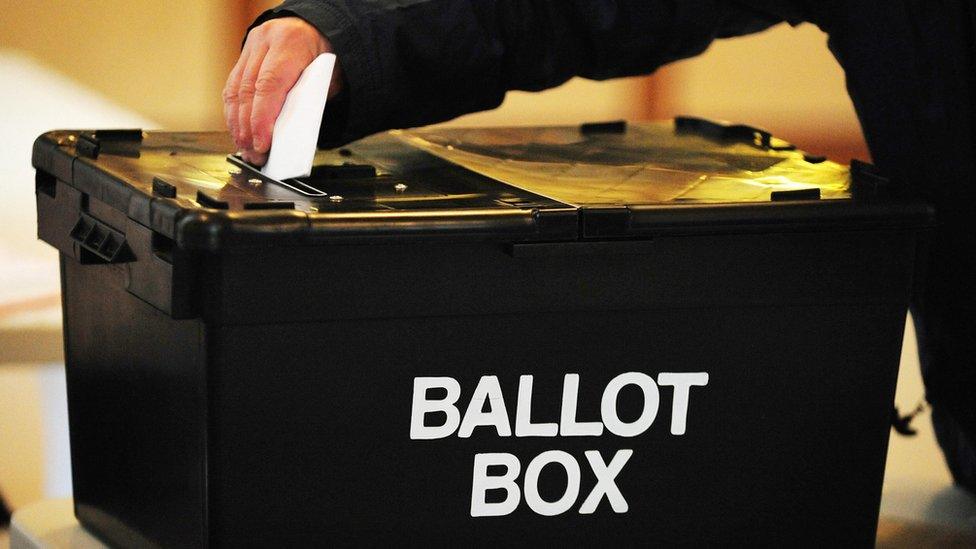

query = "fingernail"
[[253, 136, 265, 152]]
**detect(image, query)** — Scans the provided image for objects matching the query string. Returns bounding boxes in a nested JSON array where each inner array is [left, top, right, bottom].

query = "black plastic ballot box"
[[32, 119, 932, 546]]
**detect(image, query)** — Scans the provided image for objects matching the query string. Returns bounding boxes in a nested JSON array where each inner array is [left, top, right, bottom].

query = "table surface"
[[9, 500, 103, 549]]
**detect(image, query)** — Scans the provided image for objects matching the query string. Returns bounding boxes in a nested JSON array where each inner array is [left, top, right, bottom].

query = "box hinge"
[[580, 206, 632, 239], [533, 208, 579, 239]]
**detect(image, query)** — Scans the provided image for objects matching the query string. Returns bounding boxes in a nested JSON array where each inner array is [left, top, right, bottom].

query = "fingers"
[[236, 42, 270, 154], [222, 48, 249, 148], [246, 150, 269, 167], [223, 17, 337, 166], [249, 49, 307, 157]]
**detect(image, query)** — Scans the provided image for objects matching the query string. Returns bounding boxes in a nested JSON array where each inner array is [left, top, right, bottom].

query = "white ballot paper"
[[261, 53, 336, 181]]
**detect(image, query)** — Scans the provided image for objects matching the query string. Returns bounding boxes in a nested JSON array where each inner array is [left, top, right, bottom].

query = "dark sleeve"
[[804, 0, 976, 492], [250, 0, 785, 147]]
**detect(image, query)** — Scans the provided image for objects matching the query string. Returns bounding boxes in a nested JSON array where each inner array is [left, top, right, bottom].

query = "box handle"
[[69, 213, 132, 264]]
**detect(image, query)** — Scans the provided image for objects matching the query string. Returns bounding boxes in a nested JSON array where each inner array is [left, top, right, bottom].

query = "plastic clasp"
[[675, 116, 796, 151]]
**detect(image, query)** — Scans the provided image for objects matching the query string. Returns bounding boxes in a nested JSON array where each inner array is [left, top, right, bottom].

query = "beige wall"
[[1, 3, 867, 160], [454, 23, 868, 161], [0, 0, 243, 129], [649, 23, 869, 162], [0, 0, 656, 130], [447, 77, 649, 128], [0, 0, 650, 132], [0, 366, 44, 510]]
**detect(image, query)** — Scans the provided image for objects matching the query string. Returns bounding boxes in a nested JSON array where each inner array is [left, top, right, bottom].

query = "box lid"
[[32, 119, 933, 251]]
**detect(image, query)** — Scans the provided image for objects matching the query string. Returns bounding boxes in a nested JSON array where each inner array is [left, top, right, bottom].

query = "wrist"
[[260, 16, 341, 96]]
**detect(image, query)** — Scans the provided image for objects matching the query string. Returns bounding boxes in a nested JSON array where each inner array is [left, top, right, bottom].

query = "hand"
[[223, 17, 342, 166]]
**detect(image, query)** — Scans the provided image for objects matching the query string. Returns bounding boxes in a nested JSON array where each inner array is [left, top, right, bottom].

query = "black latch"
[[533, 208, 578, 239], [307, 163, 377, 179], [75, 129, 144, 160], [94, 129, 144, 142], [770, 188, 821, 201], [76, 133, 100, 159], [196, 190, 229, 209], [70, 213, 131, 263], [243, 201, 295, 210], [152, 176, 177, 198], [580, 206, 632, 238], [850, 159, 894, 200], [675, 116, 796, 151], [580, 120, 627, 135]]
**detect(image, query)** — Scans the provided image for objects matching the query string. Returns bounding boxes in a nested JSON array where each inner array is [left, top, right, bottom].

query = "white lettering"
[[410, 377, 462, 440], [470, 453, 521, 517], [459, 376, 512, 438], [578, 449, 632, 514], [523, 450, 581, 516], [657, 372, 709, 435], [601, 373, 660, 437], [515, 375, 558, 437], [559, 374, 604, 437]]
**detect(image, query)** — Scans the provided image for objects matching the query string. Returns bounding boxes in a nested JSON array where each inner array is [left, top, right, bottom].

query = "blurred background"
[[2, 1, 972, 545]]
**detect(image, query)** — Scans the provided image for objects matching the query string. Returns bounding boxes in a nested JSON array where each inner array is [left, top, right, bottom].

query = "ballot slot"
[[226, 153, 387, 201], [226, 154, 328, 197]]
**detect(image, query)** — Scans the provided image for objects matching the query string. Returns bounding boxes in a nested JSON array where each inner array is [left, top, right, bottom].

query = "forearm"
[[253, 0, 783, 147]]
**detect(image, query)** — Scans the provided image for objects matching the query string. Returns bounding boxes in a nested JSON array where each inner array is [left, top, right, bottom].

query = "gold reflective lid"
[[398, 122, 850, 206]]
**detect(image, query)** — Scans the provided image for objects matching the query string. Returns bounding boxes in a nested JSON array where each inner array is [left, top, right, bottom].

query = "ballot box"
[[32, 119, 932, 546]]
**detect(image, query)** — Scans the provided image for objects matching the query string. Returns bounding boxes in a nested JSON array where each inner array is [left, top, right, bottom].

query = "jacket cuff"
[[248, 1, 387, 147]]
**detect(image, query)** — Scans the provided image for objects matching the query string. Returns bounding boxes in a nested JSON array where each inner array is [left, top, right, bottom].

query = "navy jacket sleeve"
[[250, 0, 976, 496], [805, 0, 976, 492], [250, 0, 785, 147]]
